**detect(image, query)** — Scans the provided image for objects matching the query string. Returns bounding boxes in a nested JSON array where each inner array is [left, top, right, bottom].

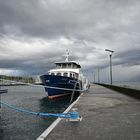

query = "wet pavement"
[[45, 84, 140, 140]]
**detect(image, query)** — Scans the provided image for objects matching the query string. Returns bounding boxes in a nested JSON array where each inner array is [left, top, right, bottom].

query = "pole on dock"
[[0, 84, 1, 108], [94, 74, 95, 83], [0, 94, 1, 109], [109, 54, 112, 85], [105, 49, 114, 85], [98, 69, 100, 84]]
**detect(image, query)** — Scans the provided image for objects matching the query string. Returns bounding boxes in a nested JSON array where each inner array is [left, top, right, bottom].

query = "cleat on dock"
[[66, 108, 82, 122]]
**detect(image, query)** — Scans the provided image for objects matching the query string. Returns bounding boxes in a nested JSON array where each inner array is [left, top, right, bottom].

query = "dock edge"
[[36, 94, 83, 140]]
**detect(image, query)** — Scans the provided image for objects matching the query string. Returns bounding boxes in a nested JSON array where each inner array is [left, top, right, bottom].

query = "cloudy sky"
[[0, 0, 140, 83]]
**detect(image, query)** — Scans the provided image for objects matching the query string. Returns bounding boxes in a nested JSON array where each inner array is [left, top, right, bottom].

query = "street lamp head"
[[105, 49, 114, 55], [105, 49, 114, 53]]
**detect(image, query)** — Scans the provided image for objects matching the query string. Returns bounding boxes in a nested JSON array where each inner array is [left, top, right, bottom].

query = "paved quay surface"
[[46, 84, 140, 140]]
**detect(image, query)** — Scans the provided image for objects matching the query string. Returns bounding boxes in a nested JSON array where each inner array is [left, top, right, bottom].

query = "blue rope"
[[0, 101, 75, 118]]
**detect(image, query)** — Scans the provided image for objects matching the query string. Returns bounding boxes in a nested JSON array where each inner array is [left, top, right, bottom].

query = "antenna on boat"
[[65, 49, 69, 62]]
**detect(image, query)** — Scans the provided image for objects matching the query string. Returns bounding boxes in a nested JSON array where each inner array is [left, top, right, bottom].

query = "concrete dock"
[[37, 84, 140, 140]]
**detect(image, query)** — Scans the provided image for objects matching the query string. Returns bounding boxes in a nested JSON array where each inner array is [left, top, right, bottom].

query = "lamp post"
[[98, 68, 100, 83], [105, 49, 114, 85]]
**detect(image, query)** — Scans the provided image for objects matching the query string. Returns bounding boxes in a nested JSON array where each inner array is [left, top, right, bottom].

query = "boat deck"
[[37, 84, 140, 140]]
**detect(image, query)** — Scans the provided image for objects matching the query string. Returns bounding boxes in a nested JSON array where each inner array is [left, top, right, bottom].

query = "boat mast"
[[65, 50, 69, 62]]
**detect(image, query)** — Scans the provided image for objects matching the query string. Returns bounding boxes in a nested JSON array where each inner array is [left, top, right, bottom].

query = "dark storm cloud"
[[114, 49, 140, 66], [0, 0, 139, 39], [0, 0, 81, 38], [0, 0, 140, 81]]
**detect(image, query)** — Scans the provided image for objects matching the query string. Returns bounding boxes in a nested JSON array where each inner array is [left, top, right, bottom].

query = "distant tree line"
[[0, 75, 35, 84]]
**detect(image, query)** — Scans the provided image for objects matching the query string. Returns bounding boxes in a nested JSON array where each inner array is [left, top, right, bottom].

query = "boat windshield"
[[50, 72, 79, 79], [55, 62, 81, 69]]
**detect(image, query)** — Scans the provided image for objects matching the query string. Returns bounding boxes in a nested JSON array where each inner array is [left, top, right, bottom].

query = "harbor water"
[[0, 86, 70, 140]]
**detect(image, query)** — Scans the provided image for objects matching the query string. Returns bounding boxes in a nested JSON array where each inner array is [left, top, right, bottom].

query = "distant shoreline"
[[0, 83, 43, 86], [0, 84, 28, 86]]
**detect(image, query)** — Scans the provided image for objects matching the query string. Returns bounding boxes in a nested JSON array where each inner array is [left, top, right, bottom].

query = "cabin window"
[[56, 73, 61, 76], [51, 73, 55, 75], [73, 73, 75, 78], [63, 73, 68, 77], [70, 73, 73, 78], [62, 63, 66, 68], [56, 64, 61, 68], [75, 73, 78, 79], [68, 63, 71, 68]]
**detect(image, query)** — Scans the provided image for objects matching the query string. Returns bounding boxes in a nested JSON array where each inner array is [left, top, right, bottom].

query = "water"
[[0, 86, 70, 140], [113, 81, 140, 90]]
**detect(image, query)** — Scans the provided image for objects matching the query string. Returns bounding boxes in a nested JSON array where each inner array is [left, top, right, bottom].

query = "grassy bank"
[[97, 83, 140, 100]]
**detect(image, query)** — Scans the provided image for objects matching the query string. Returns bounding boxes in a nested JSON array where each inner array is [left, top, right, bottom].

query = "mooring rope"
[[0, 100, 79, 119], [70, 81, 79, 103], [0, 78, 84, 120], [0, 79, 86, 92]]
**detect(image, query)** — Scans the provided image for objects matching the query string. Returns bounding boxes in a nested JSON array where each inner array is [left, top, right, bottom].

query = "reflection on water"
[[40, 97, 71, 113], [0, 86, 71, 140]]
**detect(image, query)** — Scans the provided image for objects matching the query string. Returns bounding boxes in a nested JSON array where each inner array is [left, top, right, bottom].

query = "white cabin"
[[48, 62, 81, 80]]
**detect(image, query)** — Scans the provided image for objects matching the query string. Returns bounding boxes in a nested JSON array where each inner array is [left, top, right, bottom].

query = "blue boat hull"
[[40, 75, 81, 99]]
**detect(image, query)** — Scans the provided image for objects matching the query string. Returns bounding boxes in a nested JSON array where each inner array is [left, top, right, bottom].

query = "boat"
[[40, 51, 89, 99]]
